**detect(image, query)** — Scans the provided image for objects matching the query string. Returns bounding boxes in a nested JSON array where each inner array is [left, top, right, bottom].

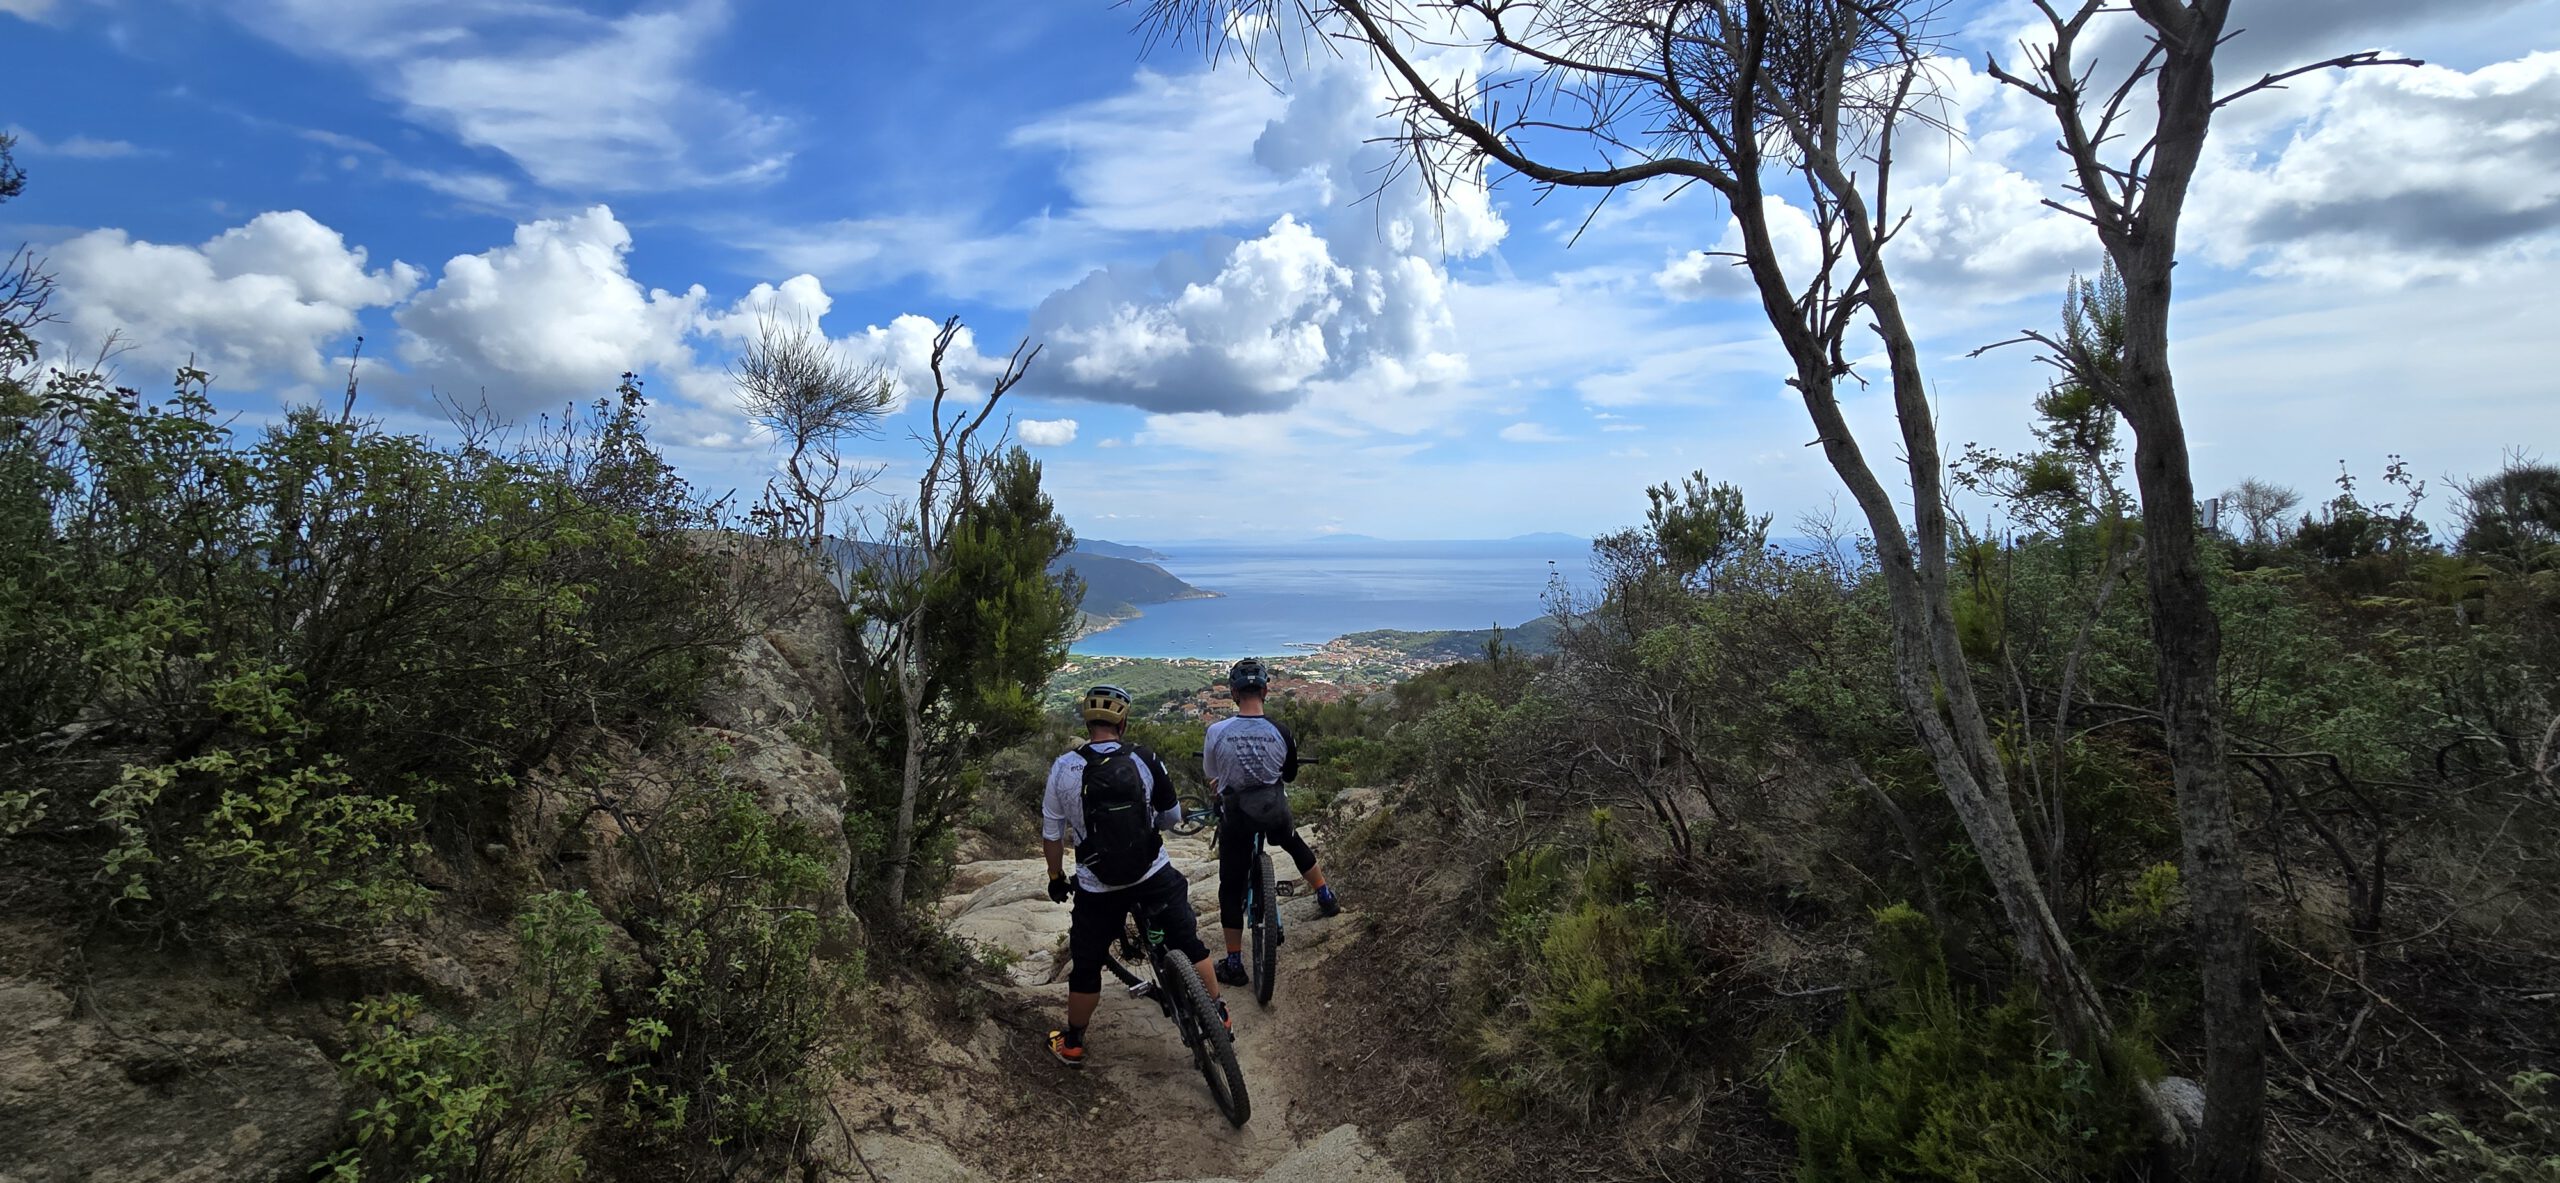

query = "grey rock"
[[0, 979, 345, 1183]]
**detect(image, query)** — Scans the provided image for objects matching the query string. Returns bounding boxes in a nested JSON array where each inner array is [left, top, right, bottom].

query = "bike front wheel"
[[1165, 953, 1250, 1126], [1171, 794, 1210, 837]]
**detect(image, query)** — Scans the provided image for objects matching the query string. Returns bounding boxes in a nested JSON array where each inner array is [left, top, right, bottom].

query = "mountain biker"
[[1044, 683, 1228, 1067], [1202, 658, 1339, 988]]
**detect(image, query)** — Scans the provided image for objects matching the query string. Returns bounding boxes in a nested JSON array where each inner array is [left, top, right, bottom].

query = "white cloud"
[[1026, 53, 1505, 416], [1010, 68, 1305, 233], [6, 125, 143, 158], [397, 205, 706, 407], [2191, 51, 2560, 285], [1017, 418, 1079, 447], [1655, 197, 1824, 301], [48, 211, 419, 386], [0, 0, 58, 22], [218, 0, 788, 192], [1499, 421, 1565, 444]]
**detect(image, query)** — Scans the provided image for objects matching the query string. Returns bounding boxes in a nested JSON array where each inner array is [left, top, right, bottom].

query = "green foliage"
[[2418, 1071, 2560, 1182], [843, 445, 1079, 904], [322, 892, 621, 1183], [2459, 460, 2560, 572], [2093, 861, 2183, 934], [1594, 470, 1771, 596], [606, 779, 863, 1170], [1775, 905, 2148, 1182], [1462, 813, 1699, 1114], [1, 365, 749, 936], [0, 131, 22, 204]]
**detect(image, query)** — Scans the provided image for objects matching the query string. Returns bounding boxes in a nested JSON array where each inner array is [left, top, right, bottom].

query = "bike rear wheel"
[[1251, 852, 1279, 1007], [1172, 794, 1210, 836], [1165, 953, 1249, 1126]]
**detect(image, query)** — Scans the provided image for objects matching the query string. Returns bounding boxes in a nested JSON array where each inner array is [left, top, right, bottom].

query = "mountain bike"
[[1099, 892, 1250, 1127]]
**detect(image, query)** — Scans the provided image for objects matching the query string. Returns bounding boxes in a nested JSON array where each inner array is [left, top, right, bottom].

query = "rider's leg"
[[1057, 884, 1120, 1060], [1216, 814, 1252, 956], [1152, 869, 1226, 1008], [1274, 827, 1326, 889]]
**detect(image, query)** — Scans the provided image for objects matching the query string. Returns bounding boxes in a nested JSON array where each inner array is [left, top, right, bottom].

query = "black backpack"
[[1076, 743, 1166, 886]]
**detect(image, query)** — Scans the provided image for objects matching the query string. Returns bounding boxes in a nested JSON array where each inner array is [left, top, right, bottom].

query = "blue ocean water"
[[1072, 539, 1594, 660]]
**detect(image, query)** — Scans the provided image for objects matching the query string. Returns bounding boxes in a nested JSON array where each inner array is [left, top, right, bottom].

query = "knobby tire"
[[1165, 953, 1249, 1127], [1251, 852, 1279, 1007]]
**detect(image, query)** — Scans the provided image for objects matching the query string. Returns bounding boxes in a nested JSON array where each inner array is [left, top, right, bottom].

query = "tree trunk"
[[881, 628, 926, 911], [2102, 6, 2267, 1174]]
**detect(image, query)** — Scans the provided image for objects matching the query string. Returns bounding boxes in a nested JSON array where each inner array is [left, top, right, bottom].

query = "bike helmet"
[[1080, 684, 1134, 726], [1227, 658, 1271, 695]]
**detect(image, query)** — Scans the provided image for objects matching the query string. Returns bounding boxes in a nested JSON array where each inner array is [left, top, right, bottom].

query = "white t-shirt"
[[1041, 741, 1182, 892], [1203, 714, 1297, 797]]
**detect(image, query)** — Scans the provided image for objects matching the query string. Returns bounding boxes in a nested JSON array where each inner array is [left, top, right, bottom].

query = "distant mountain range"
[[1070, 538, 1171, 561], [1298, 532, 1590, 546]]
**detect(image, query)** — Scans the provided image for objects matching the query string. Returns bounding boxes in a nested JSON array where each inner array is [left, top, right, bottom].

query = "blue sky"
[[6, 0, 2557, 542]]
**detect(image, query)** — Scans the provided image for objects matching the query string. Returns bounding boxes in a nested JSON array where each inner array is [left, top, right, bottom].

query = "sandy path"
[[820, 828, 1403, 1183]]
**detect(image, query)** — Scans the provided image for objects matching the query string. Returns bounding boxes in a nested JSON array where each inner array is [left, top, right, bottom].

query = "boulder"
[[0, 979, 344, 1183]]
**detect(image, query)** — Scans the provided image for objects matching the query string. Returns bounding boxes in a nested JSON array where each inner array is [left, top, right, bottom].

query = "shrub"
[[1775, 904, 2148, 1183], [602, 779, 864, 1176], [2416, 1071, 2560, 1182], [321, 891, 621, 1183], [1463, 812, 1700, 1115]]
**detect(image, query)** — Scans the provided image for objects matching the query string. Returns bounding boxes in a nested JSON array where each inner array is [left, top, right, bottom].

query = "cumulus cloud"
[[1017, 418, 1079, 447], [397, 206, 707, 406], [49, 211, 420, 386], [216, 0, 787, 192], [1655, 197, 1824, 301], [1025, 53, 1504, 415], [2192, 52, 2560, 284]]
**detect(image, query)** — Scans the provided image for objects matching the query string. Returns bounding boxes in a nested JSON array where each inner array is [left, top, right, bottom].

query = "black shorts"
[[1066, 865, 1208, 994], [1218, 815, 1318, 931]]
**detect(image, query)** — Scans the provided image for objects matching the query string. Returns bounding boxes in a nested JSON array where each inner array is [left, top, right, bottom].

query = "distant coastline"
[[1073, 585, 1222, 639]]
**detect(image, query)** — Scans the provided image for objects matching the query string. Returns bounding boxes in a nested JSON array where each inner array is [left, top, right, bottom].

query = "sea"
[[1071, 538, 1596, 660]]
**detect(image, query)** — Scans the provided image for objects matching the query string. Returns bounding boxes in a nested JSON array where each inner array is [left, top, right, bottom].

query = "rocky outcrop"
[[0, 980, 344, 1183]]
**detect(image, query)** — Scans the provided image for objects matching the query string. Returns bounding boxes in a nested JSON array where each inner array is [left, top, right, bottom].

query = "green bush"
[[603, 779, 863, 1174], [1775, 904, 2148, 1183], [321, 891, 621, 1183], [2417, 1071, 2560, 1182], [1, 368, 758, 934], [1463, 812, 1699, 1114]]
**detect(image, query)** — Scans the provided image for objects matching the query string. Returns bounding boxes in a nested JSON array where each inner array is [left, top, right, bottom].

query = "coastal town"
[[1043, 624, 1540, 718]]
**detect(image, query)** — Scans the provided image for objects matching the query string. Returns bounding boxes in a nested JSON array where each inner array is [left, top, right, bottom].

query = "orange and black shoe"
[[1048, 1028, 1085, 1068]]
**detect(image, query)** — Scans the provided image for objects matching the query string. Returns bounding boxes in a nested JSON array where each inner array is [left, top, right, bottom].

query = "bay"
[[1071, 539, 1594, 659]]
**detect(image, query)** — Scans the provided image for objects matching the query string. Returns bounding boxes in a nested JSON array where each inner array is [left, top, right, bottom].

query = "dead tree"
[[732, 318, 892, 546], [1142, 0, 2163, 1128], [1983, 7, 2418, 1175], [870, 318, 1037, 912]]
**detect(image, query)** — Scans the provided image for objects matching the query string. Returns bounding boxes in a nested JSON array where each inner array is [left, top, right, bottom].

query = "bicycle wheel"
[[1171, 793, 1209, 836], [1251, 851, 1279, 1007], [1165, 953, 1250, 1127]]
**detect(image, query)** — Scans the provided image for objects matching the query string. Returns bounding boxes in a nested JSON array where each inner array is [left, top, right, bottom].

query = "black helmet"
[[1227, 658, 1270, 694], [1081, 684, 1134, 726]]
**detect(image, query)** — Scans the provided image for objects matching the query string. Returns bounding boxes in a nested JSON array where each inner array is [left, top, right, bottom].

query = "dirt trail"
[[819, 826, 1405, 1183]]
